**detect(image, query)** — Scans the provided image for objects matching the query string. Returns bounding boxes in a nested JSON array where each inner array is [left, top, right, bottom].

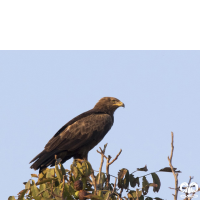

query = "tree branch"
[[90, 170, 97, 195], [167, 132, 178, 200], [96, 144, 107, 186], [105, 149, 122, 188]]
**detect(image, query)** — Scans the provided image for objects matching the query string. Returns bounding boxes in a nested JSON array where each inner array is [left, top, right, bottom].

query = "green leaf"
[[139, 195, 144, 200], [136, 190, 142, 198], [81, 176, 87, 190], [151, 173, 161, 192], [18, 189, 28, 200], [30, 182, 40, 200], [62, 183, 74, 200], [97, 190, 103, 198], [25, 180, 31, 189], [142, 176, 149, 195], [76, 162, 83, 175], [46, 168, 55, 179], [137, 165, 148, 172], [145, 197, 153, 200], [53, 187, 62, 200], [37, 187, 49, 196], [154, 198, 163, 200], [39, 168, 49, 179], [55, 164, 62, 180], [118, 168, 129, 189], [159, 167, 181, 173], [8, 197, 16, 200], [59, 163, 66, 176], [96, 172, 106, 188], [129, 174, 140, 188], [39, 184, 51, 198], [128, 190, 142, 198], [36, 178, 58, 185], [71, 165, 79, 179], [31, 179, 36, 185], [82, 161, 93, 176], [103, 191, 111, 200]]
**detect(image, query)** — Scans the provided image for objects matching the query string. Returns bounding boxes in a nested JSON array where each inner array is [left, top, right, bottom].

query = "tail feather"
[[30, 150, 74, 171], [29, 150, 46, 164], [30, 150, 57, 170]]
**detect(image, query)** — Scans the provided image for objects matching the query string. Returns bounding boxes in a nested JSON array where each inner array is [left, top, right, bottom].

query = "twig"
[[120, 188, 123, 200], [169, 187, 180, 191], [105, 155, 111, 188], [136, 189, 139, 200], [113, 177, 117, 193], [105, 178, 117, 200], [106, 149, 122, 188], [108, 149, 122, 166], [96, 144, 107, 185], [94, 170, 117, 179], [61, 175, 65, 200], [90, 170, 97, 195], [51, 180, 54, 197], [168, 132, 178, 200], [183, 176, 194, 200], [188, 176, 193, 186]]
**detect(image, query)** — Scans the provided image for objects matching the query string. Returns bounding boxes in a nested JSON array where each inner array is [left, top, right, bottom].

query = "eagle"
[[30, 97, 124, 172]]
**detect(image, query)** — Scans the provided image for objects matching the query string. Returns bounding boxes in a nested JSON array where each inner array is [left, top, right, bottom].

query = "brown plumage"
[[30, 97, 124, 172]]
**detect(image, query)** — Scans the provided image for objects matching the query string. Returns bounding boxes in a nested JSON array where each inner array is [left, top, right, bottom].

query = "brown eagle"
[[30, 97, 124, 172]]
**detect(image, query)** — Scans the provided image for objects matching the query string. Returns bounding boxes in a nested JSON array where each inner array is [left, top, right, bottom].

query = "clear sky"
[[1, 51, 200, 200]]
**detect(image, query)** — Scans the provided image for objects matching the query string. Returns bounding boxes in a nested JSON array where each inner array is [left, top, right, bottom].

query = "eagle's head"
[[94, 97, 125, 115]]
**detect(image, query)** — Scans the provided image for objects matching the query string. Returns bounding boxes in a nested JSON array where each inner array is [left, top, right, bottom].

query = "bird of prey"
[[30, 97, 124, 172]]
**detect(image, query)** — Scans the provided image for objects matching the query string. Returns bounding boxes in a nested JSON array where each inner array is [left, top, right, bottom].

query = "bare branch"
[[113, 177, 117, 193], [108, 149, 122, 166], [168, 132, 178, 200], [105, 149, 122, 188], [90, 171, 97, 195], [136, 189, 139, 200], [105, 178, 117, 200], [94, 170, 118, 178], [97, 144, 107, 185], [97, 150, 107, 159], [188, 176, 193, 186]]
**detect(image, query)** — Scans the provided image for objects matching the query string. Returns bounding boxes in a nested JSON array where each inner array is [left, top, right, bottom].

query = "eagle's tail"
[[30, 150, 57, 171], [30, 150, 73, 173]]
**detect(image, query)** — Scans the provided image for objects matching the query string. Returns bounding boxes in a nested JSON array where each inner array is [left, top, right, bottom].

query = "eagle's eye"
[[112, 100, 116, 103]]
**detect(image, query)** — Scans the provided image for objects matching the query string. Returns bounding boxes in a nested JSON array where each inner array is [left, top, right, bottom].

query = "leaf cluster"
[[9, 152, 180, 200]]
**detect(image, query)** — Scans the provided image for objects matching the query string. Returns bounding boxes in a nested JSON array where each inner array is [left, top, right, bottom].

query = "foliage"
[[9, 146, 180, 200]]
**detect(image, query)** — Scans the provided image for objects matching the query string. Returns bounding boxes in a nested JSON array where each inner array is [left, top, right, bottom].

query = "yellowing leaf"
[[31, 174, 38, 178]]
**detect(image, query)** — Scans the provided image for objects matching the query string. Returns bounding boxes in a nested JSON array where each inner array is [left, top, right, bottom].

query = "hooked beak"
[[114, 101, 125, 108]]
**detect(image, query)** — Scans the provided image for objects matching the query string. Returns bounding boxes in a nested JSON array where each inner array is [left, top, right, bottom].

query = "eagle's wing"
[[44, 113, 112, 153]]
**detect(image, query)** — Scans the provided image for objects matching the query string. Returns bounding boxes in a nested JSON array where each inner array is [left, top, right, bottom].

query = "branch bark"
[[106, 149, 122, 188], [96, 144, 107, 185], [168, 132, 178, 200]]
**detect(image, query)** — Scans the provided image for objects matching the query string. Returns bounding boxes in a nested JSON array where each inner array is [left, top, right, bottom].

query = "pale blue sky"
[[1, 51, 200, 200]]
